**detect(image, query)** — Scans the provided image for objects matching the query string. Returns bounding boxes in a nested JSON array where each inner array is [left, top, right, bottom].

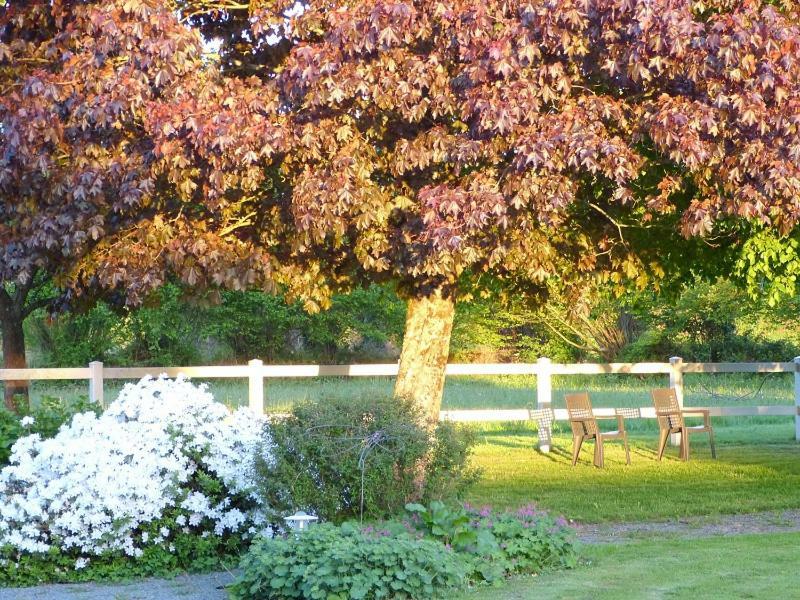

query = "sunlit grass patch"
[[466, 425, 800, 523], [458, 532, 800, 600]]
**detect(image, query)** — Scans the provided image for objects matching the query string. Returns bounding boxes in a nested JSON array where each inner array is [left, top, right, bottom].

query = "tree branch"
[[22, 296, 56, 319], [589, 202, 629, 247], [536, 314, 599, 353], [13, 278, 34, 307]]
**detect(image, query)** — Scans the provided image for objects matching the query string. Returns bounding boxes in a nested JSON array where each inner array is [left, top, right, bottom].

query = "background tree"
[[0, 0, 280, 409]]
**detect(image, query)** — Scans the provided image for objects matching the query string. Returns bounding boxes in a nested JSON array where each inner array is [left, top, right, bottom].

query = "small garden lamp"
[[285, 511, 318, 532]]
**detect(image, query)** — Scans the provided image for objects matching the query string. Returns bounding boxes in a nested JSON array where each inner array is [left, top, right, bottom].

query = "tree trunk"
[[394, 291, 455, 424], [1, 307, 28, 412]]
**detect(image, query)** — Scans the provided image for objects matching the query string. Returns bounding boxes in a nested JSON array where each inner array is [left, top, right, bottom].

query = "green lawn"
[[458, 532, 800, 599], [466, 423, 800, 522], [25, 371, 797, 413]]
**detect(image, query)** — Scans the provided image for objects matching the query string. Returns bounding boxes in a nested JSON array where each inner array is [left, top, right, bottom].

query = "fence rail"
[[2, 357, 800, 448]]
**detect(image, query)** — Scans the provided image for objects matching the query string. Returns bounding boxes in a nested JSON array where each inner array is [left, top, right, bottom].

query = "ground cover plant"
[[230, 522, 467, 600], [230, 502, 577, 599], [458, 532, 800, 600], [404, 501, 577, 582], [0, 377, 269, 586]]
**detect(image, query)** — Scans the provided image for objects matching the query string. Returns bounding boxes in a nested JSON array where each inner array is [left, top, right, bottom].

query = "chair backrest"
[[615, 407, 641, 420], [651, 388, 683, 430], [529, 408, 555, 447], [565, 392, 598, 436]]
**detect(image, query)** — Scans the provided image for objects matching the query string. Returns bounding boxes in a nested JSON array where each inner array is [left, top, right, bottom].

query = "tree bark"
[[394, 291, 455, 424], [0, 295, 29, 412]]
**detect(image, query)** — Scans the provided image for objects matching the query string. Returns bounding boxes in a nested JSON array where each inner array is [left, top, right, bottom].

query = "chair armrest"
[[594, 414, 626, 432], [682, 408, 711, 427], [568, 416, 595, 423], [655, 410, 678, 418]]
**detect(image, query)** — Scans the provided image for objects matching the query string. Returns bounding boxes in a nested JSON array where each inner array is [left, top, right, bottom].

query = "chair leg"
[[681, 429, 690, 461], [708, 428, 717, 459], [656, 429, 669, 461], [623, 433, 631, 465], [572, 436, 584, 466], [594, 434, 604, 468]]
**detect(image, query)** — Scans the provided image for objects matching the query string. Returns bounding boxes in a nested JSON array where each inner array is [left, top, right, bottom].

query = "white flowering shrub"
[[0, 376, 272, 585]]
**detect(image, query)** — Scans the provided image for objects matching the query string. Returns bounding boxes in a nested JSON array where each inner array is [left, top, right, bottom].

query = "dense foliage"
[[622, 279, 800, 362], [0, 0, 275, 301], [230, 522, 466, 600], [0, 0, 230, 406], [230, 501, 577, 599], [0, 377, 270, 585], [20, 276, 800, 368], [210, 0, 800, 304], [0, 396, 100, 465], [405, 501, 577, 582], [26, 285, 405, 367], [254, 394, 478, 522]]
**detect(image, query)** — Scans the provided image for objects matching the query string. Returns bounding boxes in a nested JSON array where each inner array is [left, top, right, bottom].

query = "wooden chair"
[[651, 388, 716, 461], [528, 407, 555, 451], [565, 393, 631, 468]]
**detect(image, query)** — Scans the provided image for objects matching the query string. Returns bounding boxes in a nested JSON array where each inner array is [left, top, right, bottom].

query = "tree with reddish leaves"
[[254, 0, 800, 420], [0, 0, 281, 409], [5, 0, 800, 424]]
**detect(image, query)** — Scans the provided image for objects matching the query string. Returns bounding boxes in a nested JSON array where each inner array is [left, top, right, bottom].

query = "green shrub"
[[27, 284, 407, 367], [254, 395, 478, 522], [621, 279, 800, 362], [229, 522, 466, 600], [23, 395, 101, 439], [28, 302, 124, 367], [0, 395, 101, 465], [405, 501, 578, 583], [0, 409, 22, 465]]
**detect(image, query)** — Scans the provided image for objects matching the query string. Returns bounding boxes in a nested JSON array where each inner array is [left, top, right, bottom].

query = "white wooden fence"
[[2, 356, 800, 451]]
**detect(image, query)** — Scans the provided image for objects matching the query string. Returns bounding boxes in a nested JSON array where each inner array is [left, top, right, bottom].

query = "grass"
[[465, 423, 800, 522], [23, 371, 797, 413], [458, 532, 800, 599]]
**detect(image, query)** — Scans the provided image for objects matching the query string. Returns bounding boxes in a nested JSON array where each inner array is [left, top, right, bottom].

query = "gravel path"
[[0, 571, 235, 600], [3, 511, 800, 599], [575, 509, 800, 544]]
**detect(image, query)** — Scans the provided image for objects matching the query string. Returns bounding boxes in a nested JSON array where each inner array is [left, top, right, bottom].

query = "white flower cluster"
[[0, 376, 271, 560]]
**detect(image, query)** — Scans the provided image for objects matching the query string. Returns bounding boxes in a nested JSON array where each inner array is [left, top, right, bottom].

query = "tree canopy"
[[4, 0, 800, 417], [0, 0, 276, 406]]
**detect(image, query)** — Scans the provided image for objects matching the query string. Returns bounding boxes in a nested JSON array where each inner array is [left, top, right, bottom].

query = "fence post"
[[794, 357, 800, 442], [537, 357, 552, 452], [248, 359, 264, 414], [89, 361, 104, 408], [669, 356, 684, 446]]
